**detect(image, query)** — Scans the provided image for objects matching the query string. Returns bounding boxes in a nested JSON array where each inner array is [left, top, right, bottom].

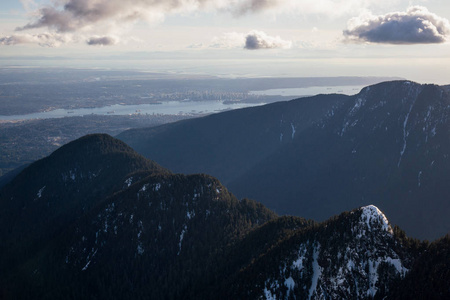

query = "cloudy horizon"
[[1, 0, 450, 84]]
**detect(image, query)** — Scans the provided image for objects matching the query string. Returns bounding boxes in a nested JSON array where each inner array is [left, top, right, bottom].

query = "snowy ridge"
[[252, 205, 408, 300]]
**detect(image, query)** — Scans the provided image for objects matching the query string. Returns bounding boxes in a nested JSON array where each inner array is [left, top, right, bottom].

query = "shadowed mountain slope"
[[119, 81, 450, 240], [118, 93, 349, 185], [0, 134, 167, 282], [0, 134, 448, 299]]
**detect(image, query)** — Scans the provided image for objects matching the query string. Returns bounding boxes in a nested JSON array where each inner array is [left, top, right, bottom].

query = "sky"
[[1, 0, 450, 84]]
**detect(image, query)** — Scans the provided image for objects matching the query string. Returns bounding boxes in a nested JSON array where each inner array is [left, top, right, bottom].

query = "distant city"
[[0, 68, 397, 177]]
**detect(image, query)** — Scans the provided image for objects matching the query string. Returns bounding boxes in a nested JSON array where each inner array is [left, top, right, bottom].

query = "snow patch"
[[431, 126, 437, 137], [292, 256, 304, 270], [82, 248, 98, 271], [264, 286, 277, 300], [340, 120, 351, 136], [137, 243, 144, 255], [291, 123, 296, 140], [349, 97, 366, 116], [187, 210, 195, 220], [177, 225, 188, 255], [285, 277, 295, 294], [398, 99, 416, 167], [125, 177, 133, 187], [385, 257, 408, 276], [82, 260, 91, 271], [36, 186, 46, 198], [346, 259, 355, 271], [308, 244, 322, 300], [70, 170, 76, 181], [292, 244, 307, 270], [367, 259, 378, 297]]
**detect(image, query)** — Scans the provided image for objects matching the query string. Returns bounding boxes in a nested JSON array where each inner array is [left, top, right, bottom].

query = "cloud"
[[210, 32, 246, 49], [86, 36, 118, 46], [244, 30, 292, 50], [231, 0, 402, 18], [232, 0, 286, 16], [19, 0, 38, 12], [208, 31, 291, 50], [343, 6, 450, 44], [15, 0, 384, 34], [7, 0, 407, 47], [15, 0, 222, 33], [0, 33, 73, 47]]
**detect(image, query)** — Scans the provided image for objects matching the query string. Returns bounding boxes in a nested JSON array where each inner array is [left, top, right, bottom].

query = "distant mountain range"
[[118, 80, 450, 241], [0, 133, 448, 299]]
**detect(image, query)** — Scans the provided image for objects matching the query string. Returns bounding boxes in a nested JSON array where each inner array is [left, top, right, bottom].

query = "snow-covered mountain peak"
[[359, 205, 392, 234], [241, 205, 411, 300]]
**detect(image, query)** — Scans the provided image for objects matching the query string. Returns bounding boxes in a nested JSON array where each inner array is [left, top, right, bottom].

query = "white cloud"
[[0, 32, 73, 47], [344, 6, 450, 44], [210, 32, 246, 49]]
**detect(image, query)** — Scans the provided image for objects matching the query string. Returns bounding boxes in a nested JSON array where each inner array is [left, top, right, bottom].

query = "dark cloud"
[[86, 36, 118, 46], [344, 6, 450, 44], [244, 30, 291, 50], [233, 0, 283, 16], [16, 1, 140, 32], [17, 7, 78, 32]]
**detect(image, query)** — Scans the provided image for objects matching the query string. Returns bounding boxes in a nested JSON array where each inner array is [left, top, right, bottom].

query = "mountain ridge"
[[0, 133, 168, 283], [0, 133, 448, 299], [225, 205, 415, 300], [118, 80, 450, 240]]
